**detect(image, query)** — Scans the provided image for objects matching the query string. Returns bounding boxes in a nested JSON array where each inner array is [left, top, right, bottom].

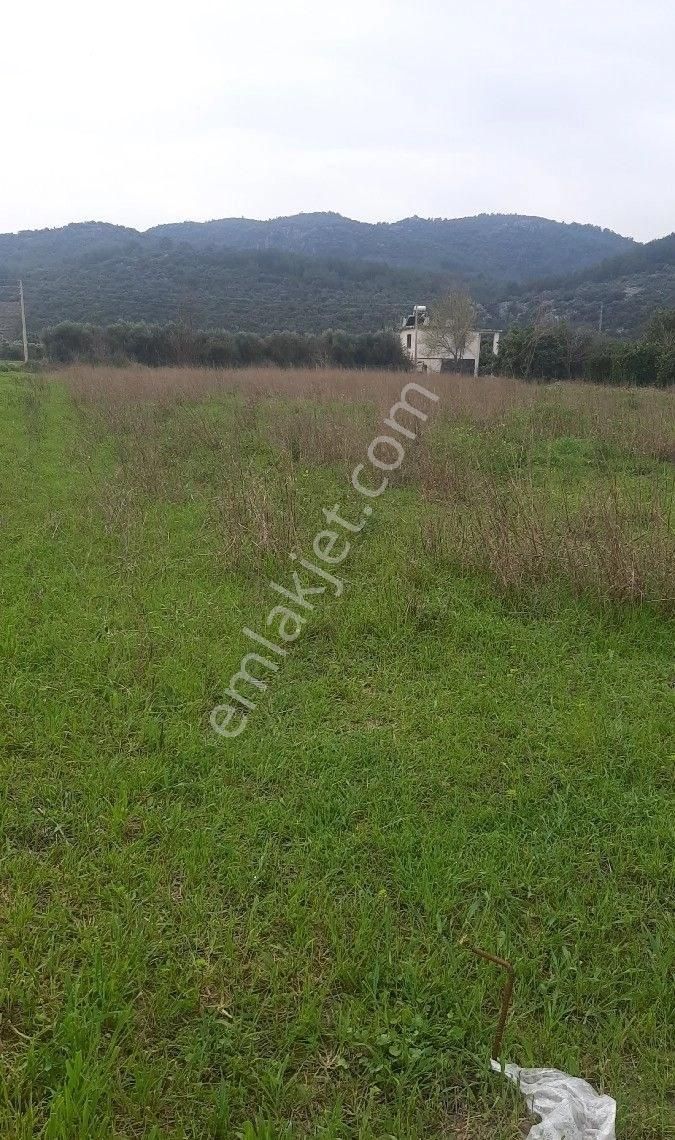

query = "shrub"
[[656, 348, 675, 387], [611, 343, 659, 386]]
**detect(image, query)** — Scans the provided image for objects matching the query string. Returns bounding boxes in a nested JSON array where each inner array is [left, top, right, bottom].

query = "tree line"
[[39, 320, 409, 369], [493, 309, 675, 386], [3, 304, 675, 387]]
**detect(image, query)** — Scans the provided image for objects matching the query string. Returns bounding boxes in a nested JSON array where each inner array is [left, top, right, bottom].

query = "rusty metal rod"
[[466, 944, 515, 1059]]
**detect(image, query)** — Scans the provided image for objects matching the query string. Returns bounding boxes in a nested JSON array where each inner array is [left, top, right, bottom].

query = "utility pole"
[[598, 301, 604, 334], [18, 280, 28, 363], [413, 305, 418, 369]]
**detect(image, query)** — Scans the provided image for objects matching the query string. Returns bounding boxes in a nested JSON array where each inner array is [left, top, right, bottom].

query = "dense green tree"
[[42, 322, 96, 362], [645, 308, 675, 352]]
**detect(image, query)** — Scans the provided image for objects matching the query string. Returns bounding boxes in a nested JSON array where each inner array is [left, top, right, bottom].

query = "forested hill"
[[145, 212, 633, 281], [492, 233, 675, 334], [0, 211, 648, 335], [3, 244, 448, 336]]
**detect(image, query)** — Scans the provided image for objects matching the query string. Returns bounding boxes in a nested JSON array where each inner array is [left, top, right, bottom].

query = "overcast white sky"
[[2, 0, 673, 240]]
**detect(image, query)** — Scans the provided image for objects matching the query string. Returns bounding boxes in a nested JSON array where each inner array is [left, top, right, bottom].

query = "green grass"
[[0, 370, 673, 1138]]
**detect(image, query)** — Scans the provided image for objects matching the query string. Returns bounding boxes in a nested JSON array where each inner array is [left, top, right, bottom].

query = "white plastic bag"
[[491, 1059, 617, 1139]]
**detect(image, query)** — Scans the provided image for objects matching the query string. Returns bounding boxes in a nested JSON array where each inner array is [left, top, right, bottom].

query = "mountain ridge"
[[0, 211, 634, 283], [0, 211, 670, 337]]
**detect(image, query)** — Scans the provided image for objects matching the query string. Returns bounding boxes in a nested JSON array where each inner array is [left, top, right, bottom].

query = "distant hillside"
[[492, 234, 675, 334], [0, 211, 646, 335], [1, 244, 447, 336], [147, 212, 634, 283]]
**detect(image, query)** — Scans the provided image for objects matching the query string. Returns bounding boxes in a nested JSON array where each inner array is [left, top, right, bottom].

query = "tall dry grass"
[[212, 459, 300, 568], [61, 363, 675, 461], [58, 365, 675, 610], [419, 475, 674, 609], [60, 364, 409, 411]]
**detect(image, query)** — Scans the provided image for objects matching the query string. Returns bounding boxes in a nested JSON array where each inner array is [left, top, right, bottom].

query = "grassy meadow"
[[1, 363, 673, 1138]]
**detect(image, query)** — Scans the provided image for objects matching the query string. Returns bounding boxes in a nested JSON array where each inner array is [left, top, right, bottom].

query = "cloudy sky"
[[3, 0, 673, 240]]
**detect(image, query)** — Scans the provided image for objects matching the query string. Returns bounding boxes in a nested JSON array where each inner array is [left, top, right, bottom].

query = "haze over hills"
[[0, 210, 671, 337]]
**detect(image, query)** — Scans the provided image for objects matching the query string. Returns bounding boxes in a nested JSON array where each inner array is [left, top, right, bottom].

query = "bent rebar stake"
[[466, 944, 515, 1060], [465, 944, 617, 1139]]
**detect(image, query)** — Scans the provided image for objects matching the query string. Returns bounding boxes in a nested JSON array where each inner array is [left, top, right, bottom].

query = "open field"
[[1, 364, 673, 1138]]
